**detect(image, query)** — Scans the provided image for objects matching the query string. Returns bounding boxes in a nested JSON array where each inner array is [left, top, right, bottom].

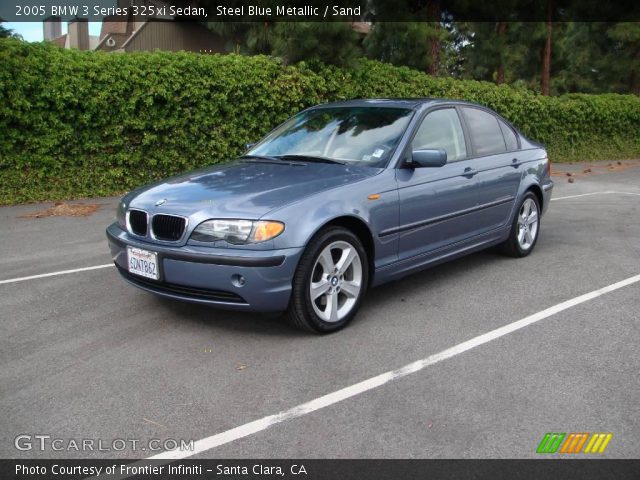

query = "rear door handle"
[[511, 158, 521, 167], [463, 167, 478, 177]]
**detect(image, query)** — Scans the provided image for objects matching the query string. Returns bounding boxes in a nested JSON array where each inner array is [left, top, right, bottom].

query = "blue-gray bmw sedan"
[[107, 99, 553, 333]]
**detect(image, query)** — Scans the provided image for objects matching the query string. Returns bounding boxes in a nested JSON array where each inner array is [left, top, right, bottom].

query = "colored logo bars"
[[536, 433, 613, 454]]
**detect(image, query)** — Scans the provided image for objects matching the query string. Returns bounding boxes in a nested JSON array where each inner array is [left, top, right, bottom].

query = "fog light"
[[231, 274, 246, 287]]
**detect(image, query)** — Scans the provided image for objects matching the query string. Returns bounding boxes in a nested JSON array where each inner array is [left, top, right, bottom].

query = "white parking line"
[[0, 264, 113, 285], [551, 190, 640, 201], [147, 273, 640, 460]]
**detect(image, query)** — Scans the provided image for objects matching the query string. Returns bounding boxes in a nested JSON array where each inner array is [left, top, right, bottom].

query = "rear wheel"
[[500, 192, 541, 258], [286, 227, 368, 333]]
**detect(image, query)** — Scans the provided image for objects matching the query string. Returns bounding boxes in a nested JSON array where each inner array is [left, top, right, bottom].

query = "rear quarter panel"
[[514, 146, 552, 217]]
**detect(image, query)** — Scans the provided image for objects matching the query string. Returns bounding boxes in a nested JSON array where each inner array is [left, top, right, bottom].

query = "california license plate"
[[127, 246, 159, 280]]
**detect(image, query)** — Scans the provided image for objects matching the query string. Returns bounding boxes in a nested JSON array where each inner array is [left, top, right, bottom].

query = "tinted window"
[[412, 108, 467, 162], [499, 119, 518, 151], [462, 108, 507, 156], [249, 107, 413, 167]]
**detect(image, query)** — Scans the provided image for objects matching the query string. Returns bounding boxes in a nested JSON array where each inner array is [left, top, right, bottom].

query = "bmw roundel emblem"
[[155, 198, 167, 206]]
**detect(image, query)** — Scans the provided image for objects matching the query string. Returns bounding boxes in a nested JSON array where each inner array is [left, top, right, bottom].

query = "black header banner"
[[2, 0, 640, 23]]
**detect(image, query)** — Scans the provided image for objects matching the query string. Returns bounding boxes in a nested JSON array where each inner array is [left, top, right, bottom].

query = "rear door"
[[460, 107, 523, 234], [395, 107, 480, 261]]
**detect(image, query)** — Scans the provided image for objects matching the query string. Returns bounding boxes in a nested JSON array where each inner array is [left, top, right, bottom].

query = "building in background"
[[43, 0, 225, 54], [44, 16, 100, 50], [43, 16, 62, 41]]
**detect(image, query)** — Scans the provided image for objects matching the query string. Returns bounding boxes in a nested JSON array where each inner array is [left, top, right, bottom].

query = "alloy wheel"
[[309, 241, 363, 323], [517, 197, 539, 250]]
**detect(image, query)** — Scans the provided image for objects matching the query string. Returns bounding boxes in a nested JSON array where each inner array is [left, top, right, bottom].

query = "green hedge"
[[1, 39, 639, 204]]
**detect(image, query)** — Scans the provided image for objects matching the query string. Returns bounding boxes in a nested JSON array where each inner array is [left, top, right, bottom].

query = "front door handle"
[[463, 167, 478, 177], [511, 158, 521, 167]]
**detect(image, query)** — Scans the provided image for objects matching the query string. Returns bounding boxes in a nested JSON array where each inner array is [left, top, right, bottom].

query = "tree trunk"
[[428, 34, 440, 76], [427, 0, 441, 76], [541, 0, 553, 95], [630, 48, 640, 95], [495, 22, 507, 85]]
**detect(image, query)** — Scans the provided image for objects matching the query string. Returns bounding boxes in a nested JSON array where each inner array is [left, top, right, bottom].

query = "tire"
[[500, 191, 541, 258], [286, 227, 369, 333]]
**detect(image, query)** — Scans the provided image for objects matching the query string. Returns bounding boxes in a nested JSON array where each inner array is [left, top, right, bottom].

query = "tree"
[[607, 23, 640, 94], [199, 1, 639, 95], [364, 0, 450, 75], [551, 22, 640, 95], [270, 22, 362, 66], [206, 20, 363, 67], [541, 0, 554, 95], [364, 22, 446, 72], [495, 22, 507, 84], [551, 23, 607, 94], [458, 22, 531, 86], [426, 0, 442, 75], [207, 22, 274, 54], [0, 22, 20, 39]]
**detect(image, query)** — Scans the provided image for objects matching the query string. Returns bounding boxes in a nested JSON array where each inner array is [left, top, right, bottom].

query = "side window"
[[412, 108, 467, 162], [462, 107, 507, 156], [498, 119, 519, 151]]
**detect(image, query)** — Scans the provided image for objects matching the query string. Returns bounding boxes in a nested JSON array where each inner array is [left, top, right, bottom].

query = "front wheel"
[[286, 227, 368, 333], [500, 192, 541, 258]]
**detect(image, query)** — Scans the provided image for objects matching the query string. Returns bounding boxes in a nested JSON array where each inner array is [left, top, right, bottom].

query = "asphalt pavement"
[[1, 161, 639, 459]]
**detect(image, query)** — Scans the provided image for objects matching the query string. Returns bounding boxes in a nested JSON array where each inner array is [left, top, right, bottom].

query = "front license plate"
[[127, 246, 159, 280]]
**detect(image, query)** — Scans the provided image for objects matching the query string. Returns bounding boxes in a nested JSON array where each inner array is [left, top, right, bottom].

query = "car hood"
[[127, 160, 381, 219]]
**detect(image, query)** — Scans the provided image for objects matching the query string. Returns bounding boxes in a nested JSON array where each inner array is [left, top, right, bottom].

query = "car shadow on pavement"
[[154, 296, 308, 338], [149, 248, 510, 336], [364, 249, 507, 311]]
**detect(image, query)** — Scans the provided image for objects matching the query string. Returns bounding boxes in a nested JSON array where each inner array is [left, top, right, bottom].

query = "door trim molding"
[[379, 195, 515, 238]]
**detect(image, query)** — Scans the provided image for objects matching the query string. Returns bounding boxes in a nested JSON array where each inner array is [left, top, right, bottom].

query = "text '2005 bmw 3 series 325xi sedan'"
[[107, 99, 553, 333]]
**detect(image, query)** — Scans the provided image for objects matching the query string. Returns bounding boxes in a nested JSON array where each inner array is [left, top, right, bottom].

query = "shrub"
[[1, 39, 638, 204]]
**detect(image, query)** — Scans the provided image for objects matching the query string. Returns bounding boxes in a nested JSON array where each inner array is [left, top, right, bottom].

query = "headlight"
[[116, 201, 126, 228], [191, 219, 284, 244]]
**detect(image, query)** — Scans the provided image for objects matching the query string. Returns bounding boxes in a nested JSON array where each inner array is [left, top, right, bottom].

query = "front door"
[[396, 107, 480, 262]]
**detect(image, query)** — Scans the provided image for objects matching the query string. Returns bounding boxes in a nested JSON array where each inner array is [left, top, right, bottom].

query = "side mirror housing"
[[245, 142, 256, 150], [407, 149, 447, 168]]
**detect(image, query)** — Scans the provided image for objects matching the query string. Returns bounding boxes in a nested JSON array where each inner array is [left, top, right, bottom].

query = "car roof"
[[310, 98, 482, 110]]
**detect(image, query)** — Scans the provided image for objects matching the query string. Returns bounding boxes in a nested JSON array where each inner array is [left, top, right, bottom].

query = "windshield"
[[247, 106, 414, 167]]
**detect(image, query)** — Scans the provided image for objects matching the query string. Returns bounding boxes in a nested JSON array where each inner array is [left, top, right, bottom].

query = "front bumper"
[[106, 223, 303, 311]]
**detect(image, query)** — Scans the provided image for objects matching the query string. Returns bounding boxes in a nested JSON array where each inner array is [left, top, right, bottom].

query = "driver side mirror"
[[407, 149, 447, 168]]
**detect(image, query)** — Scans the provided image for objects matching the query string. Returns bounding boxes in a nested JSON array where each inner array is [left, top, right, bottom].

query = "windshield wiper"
[[240, 154, 285, 163], [240, 155, 307, 167], [276, 155, 347, 165]]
